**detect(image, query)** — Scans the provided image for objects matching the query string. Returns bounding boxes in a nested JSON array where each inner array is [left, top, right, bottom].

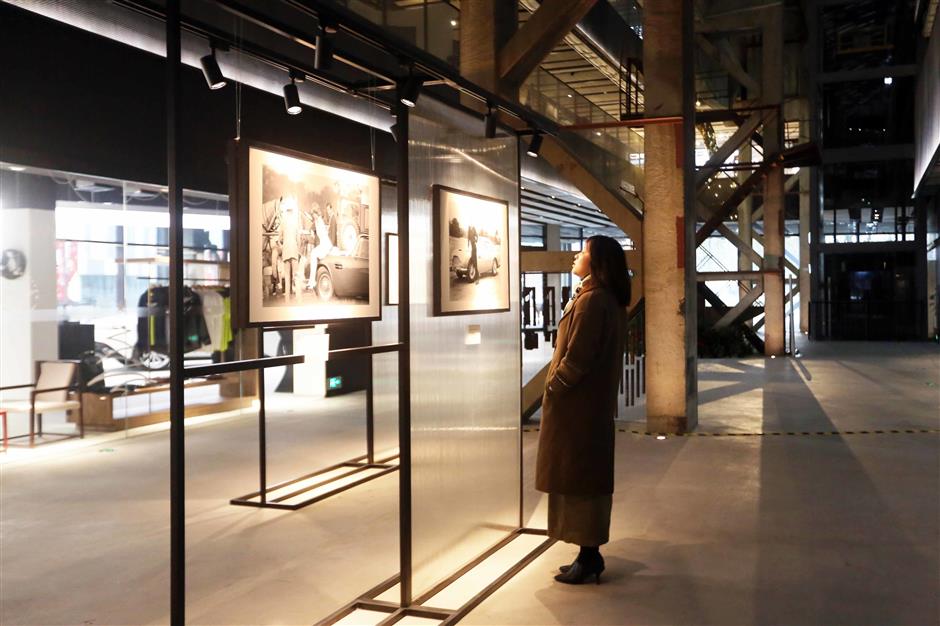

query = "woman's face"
[[572, 242, 591, 278]]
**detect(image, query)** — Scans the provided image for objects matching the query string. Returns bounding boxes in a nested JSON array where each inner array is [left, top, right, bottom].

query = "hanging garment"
[[197, 289, 225, 352], [135, 286, 211, 355]]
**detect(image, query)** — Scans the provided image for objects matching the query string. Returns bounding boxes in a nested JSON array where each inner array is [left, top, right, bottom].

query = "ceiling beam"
[[499, 0, 598, 91]]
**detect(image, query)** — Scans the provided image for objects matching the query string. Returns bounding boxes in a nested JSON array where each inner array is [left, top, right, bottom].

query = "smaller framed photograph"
[[432, 185, 511, 316], [385, 233, 399, 306]]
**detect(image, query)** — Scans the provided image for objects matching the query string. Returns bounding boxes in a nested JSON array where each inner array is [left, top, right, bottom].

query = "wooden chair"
[[0, 360, 84, 446]]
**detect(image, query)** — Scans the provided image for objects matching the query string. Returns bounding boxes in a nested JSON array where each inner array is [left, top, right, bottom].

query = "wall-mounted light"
[[283, 70, 303, 115], [399, 75, 423, 108], [484, 104, 497, 139], [200, 43, 227, 90], [526, 132, 543, 158]]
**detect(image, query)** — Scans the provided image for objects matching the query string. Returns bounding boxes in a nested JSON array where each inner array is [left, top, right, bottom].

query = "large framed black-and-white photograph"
[[432, 185, 510, 316], [239, 142, 381, 326]]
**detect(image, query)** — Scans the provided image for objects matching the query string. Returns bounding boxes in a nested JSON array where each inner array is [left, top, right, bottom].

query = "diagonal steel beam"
[[751, 230, 799, 275], [499, 0, 598, 90], [696, 159, 780, 245], [695, 34, 761, 95], [700, 284, 765, 352], [715, 284, 765, 328], [696, 111, 769, 188]]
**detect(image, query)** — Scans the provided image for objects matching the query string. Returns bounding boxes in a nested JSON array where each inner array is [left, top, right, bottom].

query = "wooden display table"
[[78, 375, 254, 431]]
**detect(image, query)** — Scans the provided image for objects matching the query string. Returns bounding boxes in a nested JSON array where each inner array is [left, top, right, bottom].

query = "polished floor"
[[0, 340, 937, 625]]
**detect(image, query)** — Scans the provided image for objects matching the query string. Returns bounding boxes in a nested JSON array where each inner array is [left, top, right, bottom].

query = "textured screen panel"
[[408, 98, 522, 596], [373, 184, 400, 455]]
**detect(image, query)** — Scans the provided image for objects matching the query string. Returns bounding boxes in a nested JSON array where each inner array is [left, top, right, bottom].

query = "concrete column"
[[798, 99, 811, 334], [643, 0, 696, 433], [761, 5, 786, 355], [459, 0, 517, 97]]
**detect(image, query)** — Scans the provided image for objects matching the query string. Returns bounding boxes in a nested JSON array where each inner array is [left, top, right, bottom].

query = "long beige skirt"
[[547, 492, 612, 546]]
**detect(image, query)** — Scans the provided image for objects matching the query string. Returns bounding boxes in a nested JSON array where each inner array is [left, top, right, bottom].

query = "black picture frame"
[[432, 184, 511, 316], [230, 139, 382, 328]]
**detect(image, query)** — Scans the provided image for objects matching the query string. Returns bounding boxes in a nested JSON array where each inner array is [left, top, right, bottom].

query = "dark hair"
[[585, 235, 631, 307]]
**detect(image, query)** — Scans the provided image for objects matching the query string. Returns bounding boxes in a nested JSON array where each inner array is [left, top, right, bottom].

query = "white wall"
[[0, 208, 58, 395]]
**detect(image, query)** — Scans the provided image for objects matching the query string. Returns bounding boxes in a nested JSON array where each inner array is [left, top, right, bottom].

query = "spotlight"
[[526, 133, 543, 158], [315, 26, 334, 71], [200, 45, 226, 90], [884, 76, 893, 86], [399, 75, 423, 108], [484, 105, 497, 139], [283, 73, 302, 115]]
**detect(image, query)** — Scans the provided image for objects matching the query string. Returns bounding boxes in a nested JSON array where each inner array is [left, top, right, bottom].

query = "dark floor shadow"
[[755, 358, 939, 625]]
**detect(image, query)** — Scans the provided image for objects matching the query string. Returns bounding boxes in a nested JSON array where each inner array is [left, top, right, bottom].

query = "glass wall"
[[821, 160, 916, 243]]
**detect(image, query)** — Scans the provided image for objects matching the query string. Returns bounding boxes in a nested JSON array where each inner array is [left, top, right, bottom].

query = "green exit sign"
[[328, 376, 343, 390]]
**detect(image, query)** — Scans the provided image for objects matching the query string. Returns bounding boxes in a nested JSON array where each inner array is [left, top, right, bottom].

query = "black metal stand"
[[228, 340, 404, 511], [315, 528, 555, 626]]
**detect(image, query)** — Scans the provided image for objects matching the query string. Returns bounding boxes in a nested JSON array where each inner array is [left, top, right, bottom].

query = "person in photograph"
[[262, 199, 282, 297], [535, 235, 630, 585], [327, 202, 339, 252], [467, 223, 480, 284], [306, 209, 332, 291], [279, 196, 300, 297]]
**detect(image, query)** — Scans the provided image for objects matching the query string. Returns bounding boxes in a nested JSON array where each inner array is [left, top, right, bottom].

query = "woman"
[[536, 235, 630, 585]]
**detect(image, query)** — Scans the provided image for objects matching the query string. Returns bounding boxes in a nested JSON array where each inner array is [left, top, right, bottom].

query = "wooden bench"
[[78, 375, 253, 431]]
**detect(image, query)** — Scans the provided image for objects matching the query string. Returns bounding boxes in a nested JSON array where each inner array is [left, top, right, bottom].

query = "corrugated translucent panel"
[[373, 184, 400, 456], [407, 98, 522, 597]]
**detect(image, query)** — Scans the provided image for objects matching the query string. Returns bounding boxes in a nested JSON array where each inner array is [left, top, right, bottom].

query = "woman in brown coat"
[[536, 235, 629, 584]]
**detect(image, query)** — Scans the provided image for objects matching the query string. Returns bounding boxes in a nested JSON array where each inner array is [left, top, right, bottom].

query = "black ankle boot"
[[555, 551, 604, 584]]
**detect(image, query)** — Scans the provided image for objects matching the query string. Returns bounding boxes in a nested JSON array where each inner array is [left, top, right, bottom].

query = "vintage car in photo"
[[449, 235, 501, 282], [315, 234, 369, 301]]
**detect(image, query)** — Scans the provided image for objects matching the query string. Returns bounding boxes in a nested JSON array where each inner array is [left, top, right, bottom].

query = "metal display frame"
[[228, 338, 404, 511], [161, 3, 551, 624]]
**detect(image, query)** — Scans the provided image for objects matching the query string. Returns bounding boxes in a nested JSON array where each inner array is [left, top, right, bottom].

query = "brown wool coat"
[[535, 282, 626, 496]]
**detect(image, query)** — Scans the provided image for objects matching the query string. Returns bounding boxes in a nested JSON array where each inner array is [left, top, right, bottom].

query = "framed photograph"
[[432, 185, 510, 316], [385, 233, 399, 306], [234, 141, 381, 327]]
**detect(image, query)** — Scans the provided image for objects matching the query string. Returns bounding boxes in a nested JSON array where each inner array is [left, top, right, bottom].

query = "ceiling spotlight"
[[399, 75, 423, 108], [200, 44, 226, 90], [526, 133, 543, 158], [315, 25, 334, 71], [484, 105, 497, 139], [283, 73, 302, 115], [884, 76, 893, 86]]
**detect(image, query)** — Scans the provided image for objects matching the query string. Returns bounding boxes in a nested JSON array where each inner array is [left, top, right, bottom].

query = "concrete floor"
[[1, 340, 937, 625]]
